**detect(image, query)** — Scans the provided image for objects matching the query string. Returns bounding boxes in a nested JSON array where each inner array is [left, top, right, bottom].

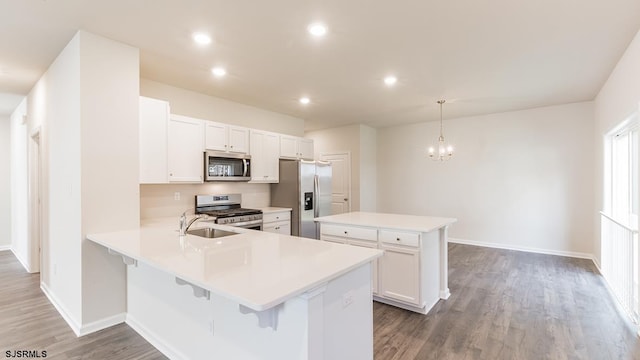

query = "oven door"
[[205, 151, 251, 181], [223, 219, 263, 231]]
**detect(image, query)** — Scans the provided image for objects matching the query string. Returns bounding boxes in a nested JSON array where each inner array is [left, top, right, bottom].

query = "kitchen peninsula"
[[314, 212, 457, 314], [87, 222, 382, 360]]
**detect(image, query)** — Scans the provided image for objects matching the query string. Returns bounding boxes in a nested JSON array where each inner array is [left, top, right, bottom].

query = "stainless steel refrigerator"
[[270, 159, 332, 239]]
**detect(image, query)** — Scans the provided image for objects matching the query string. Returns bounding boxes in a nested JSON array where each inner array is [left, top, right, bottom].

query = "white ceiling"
[[1, 0, 639, 130]]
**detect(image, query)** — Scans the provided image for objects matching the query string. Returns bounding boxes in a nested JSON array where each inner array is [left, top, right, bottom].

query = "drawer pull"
[[275, 227, 280, 230], [396, 237, 400, 241], [276, 216, 280, 219], [344, 231, 348, 235]]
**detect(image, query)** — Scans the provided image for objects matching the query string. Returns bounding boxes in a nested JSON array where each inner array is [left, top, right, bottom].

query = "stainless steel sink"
[[186, 228, 238, 239]]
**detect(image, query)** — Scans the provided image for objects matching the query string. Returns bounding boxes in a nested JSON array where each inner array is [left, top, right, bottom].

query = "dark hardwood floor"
[[2, 244, 639, 359], [0, 251, 165, 360], [374, 243, 640, 360]]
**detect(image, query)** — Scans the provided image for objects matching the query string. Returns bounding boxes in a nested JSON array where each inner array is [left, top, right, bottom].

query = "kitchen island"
[[87, 222, 382, 360], [314, 212, 456, 314]]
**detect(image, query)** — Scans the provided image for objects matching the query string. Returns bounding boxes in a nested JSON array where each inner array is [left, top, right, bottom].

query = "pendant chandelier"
[[428, 100, 454, 161]]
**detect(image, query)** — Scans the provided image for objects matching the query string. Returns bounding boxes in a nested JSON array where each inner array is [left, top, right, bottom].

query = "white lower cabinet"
[[263, 210, 291, 235], [320, 234, 347, 244], [378, 243, 420, 305], [319, 224, 423, 306], [349, 239, 379, 295], [320, 225, 378, 294]]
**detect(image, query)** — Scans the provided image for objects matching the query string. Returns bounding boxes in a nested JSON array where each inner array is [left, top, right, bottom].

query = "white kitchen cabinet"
[[320, 224, 378, 293], [250, 130, 279, 183], [378, 242, 420, 306], [280, 135, 314, 160], [320, 234, 348, 244], [349, 238, 379, 295], [263, 210, 291, 235], [205, 121, 249, 154], [298, 138, 314, 160], [139, 96, 169, 184], [318, 220, 435, 311], [168, 115, 204, 183]]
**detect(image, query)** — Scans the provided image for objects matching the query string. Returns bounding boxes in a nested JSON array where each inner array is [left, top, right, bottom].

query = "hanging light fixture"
[[428, 100, 454, 161]]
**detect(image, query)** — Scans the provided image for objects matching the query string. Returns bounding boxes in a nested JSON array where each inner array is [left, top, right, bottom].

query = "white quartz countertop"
[[260, 207, 292, 213], [314, 212, 457, 233], [87, 223, 381, 311]]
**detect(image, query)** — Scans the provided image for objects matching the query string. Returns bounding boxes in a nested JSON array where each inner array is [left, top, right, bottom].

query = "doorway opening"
[[29, 127, 42, 277]]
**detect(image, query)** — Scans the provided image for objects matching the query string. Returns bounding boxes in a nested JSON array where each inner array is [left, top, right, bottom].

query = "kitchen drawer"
[[379, 229, 420, 247], [321, 224, 377, 242], [263, 211, 291, 224], [264, 221, 290, 235]]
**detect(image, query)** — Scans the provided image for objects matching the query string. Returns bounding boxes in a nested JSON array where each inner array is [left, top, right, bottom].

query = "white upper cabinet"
[[168, 115, 204, 183], [139, 96, 169, 184], [205, 121, 249, 154], [280, 135, 314, 160], [250, 130, 280, 183]]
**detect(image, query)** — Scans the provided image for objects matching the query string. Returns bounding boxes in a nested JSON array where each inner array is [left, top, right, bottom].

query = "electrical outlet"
[[342, 291, 354, 308], [174, 192, 181, 201]]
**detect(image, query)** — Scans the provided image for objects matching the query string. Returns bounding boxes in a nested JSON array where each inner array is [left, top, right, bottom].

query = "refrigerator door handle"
[[313, 174, 319, 218]]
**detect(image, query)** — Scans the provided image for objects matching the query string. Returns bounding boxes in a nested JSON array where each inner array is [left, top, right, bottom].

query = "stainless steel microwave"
[[204, 151, 251, 181]]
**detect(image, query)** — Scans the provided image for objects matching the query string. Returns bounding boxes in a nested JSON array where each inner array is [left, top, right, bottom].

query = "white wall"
[[305, 124, 377, 212], [359, 125, 377, 212], [78, 32, 140, 325], [22, 31, 140, 334], [140, 78, 305, 137], [0, 115, 12, 249], [9, 100, 29, 268], [140, 183, 270, 220], [594, 29, 640, 265], [377, 102, 595, 257], [32, 32, 83, 323]]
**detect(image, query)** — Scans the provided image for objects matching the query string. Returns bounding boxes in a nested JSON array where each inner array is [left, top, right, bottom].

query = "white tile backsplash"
[[140, 183, 271, 219]]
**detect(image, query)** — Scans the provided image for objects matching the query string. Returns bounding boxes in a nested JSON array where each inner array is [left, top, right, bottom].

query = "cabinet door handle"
[[344, 231, 348, 235], [276, 216, 280, 219], [230, 145, 234, 148], [224, 144, 228, 147], [275, 226, 280, 230], [396, 237, 401, 241]]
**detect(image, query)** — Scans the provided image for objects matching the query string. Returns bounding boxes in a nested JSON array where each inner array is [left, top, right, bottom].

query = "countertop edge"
[[87, 226, 382, 312]]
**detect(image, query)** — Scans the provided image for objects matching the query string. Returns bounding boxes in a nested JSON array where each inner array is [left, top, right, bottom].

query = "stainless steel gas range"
[[194, 194, 263, 230]]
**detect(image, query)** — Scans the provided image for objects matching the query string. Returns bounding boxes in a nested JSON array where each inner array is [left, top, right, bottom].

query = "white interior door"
[[320, 152, 351, 214]]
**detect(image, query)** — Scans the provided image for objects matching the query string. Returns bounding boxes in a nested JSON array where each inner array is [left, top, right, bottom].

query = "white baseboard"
[[0, 245, 11, 251], [126, 314, 188, 360], [79, 312, 126, 336], [40, 282, 82, 337], [592, 256, 602, 273], [448, 237, 593, 260], [40, 282, 125, 337], [11, 248, 33, 273]]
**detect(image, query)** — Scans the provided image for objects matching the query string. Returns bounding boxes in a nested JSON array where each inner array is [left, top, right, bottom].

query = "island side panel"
[[126, 261, 374, 360], [421, 230, 441, 310], [439, 225, 450, 299]]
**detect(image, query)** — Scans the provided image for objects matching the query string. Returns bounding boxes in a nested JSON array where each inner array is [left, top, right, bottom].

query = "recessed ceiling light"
[[299, 97, 311, 105], [384, 76, 397, 86], [307, 23, 327, 37], [193, 32, 212, 45], [211, 67, 227, 78]]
